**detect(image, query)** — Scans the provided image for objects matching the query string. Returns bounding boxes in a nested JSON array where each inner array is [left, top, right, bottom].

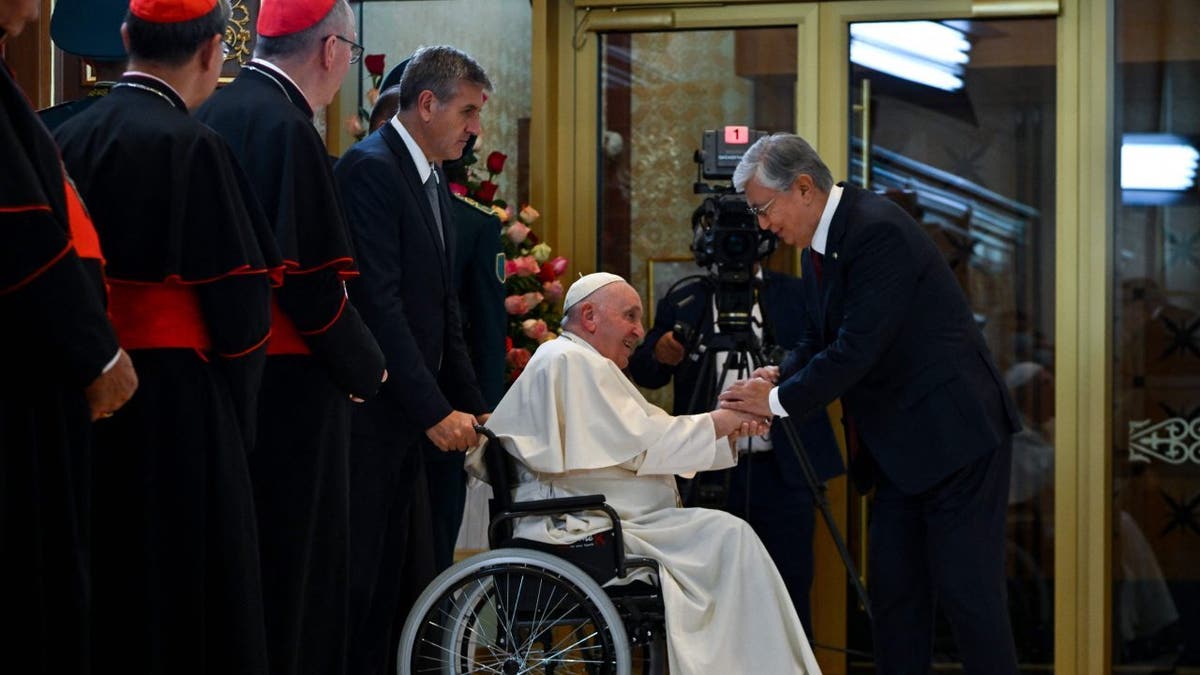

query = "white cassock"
[[466, 331, 821, 675]]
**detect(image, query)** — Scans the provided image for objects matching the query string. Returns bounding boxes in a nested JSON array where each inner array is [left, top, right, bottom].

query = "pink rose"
[[504, 256, 538, 279], [518, 204, 541, 225], [506, 348, 531, 370], [541, 279, 564, 303], [506, 222, 531, 244], [521, 319, 548, 340], [522, 291, 544, 309], [549, 256, 569, 277], [504, 294, 530, 315], [504, 292, 543, 315]]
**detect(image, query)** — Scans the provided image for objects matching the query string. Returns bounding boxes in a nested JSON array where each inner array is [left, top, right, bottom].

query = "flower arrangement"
[[445, 141, 569, 384], [346, 53, 387, 141]]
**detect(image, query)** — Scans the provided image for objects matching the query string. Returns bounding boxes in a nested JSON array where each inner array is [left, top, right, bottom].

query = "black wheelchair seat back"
[[478, 428, 659, 587]]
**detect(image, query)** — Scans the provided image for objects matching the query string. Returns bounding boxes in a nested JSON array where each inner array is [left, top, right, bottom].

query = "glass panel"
[[848, 18, 1057, 671], [1113, 0, 1199, 669], [598, 29, 798, 414]]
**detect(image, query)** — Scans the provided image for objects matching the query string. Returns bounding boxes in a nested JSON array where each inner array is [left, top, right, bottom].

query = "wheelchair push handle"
[[474, 424, 497, 441]]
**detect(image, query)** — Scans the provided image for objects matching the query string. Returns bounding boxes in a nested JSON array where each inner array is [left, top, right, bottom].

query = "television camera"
[[683, 127, 776, 340]]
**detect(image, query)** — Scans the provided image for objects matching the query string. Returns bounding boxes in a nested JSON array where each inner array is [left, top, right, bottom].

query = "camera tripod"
[[684, 325, 874, 622]]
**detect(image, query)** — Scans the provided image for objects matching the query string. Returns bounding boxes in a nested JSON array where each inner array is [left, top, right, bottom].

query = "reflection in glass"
[[1112, 0, 1197, 667], [850, 17, 1057, 671], [597, 27, 799, 336]]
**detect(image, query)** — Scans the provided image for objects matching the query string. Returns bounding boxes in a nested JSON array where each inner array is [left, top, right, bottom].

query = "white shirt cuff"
[[768, 386, 789, 418], [101, 349, 122, 374]]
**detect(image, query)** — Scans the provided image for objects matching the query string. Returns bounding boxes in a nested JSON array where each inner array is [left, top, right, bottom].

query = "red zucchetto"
[[129, 0, 217, 23], [257, 0, 337, 37]]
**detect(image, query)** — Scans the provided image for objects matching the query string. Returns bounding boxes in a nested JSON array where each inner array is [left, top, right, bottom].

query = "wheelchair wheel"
[[399, 548, 631, 675]]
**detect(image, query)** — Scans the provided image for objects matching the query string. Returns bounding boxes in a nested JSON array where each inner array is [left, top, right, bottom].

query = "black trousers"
[[347, 435, 437, 675], [868, 436, 1018, 675], [423, 452, 469, 572]]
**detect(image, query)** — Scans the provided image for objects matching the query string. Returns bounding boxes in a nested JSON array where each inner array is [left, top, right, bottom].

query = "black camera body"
[[689, 128, 777, 336]]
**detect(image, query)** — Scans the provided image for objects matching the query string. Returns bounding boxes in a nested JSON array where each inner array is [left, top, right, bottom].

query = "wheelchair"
[[397, 427, 668, 675]]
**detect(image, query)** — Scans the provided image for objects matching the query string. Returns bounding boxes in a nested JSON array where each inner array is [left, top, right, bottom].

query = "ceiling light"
[[850, 20, 970, 92]]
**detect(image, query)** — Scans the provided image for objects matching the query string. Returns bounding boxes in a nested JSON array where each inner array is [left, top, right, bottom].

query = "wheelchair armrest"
[[489, 495, 629, 578], [505, 494, 608, 514]]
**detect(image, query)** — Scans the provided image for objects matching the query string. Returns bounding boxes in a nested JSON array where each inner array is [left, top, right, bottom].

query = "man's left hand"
[[718, 376, 774, 418]]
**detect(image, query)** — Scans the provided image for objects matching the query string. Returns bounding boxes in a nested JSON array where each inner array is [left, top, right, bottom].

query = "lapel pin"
[[832, 251, 838, 260]]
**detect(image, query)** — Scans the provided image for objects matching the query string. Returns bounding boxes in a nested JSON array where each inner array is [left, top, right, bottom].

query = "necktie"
[[424, 173, 445, 249]]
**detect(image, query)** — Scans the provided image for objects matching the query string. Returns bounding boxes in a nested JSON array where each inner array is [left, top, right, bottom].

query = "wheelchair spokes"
[[410, 562, 620, 674]]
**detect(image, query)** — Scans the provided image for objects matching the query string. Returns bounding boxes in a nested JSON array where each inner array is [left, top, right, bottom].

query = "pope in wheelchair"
[[399, 273, 821, 675]]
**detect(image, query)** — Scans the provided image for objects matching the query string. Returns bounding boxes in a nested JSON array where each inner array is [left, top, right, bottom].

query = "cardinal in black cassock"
[[53, 0, 281, 672], [196, 1, 386, 673], [1, 27, 123, 675]]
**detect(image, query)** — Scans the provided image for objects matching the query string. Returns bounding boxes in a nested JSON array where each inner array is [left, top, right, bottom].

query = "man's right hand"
[[426, 410, 481, 451], [86, 349, 138, 421], [654, 331, 686, 366]]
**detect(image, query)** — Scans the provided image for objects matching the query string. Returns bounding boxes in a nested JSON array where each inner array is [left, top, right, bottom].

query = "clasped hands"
[[718, 365, 779, 439]]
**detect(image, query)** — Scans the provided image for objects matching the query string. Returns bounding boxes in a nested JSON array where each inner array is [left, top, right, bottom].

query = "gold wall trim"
[[1056, 0, 1114, 672], [972, 0, 1060, 16], [575, 8, 676, 48]]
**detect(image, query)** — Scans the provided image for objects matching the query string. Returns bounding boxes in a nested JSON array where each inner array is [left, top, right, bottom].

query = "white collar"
[[389, 116, 435, 184], [810, 183, 843, 255]]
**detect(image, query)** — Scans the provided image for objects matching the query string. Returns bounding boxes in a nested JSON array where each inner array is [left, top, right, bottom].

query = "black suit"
[[778, 183, 1020, 673], [333, 122, 486, 675], [422, 194, 508, 572], [628, 270, 843, 634]]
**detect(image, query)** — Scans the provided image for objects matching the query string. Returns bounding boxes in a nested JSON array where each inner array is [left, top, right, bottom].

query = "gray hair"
[[254, 0, 353, 60], [732, 132, 834, 193], [398, 45, 491, 111]]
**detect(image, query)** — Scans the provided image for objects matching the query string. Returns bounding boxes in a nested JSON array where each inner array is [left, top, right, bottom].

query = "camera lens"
[[722, 232, 750, 257]]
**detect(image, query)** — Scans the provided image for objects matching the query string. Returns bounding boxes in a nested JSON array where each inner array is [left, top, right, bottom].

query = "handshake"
[[713, 365, 781, 441]]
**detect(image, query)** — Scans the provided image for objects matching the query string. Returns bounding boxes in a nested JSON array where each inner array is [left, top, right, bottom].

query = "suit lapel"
[[819, 183, 856, 343], [379, 125, 449, 267]]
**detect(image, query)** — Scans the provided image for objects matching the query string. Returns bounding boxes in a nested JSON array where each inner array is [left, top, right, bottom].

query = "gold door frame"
[[531, 1, 1115, 672]]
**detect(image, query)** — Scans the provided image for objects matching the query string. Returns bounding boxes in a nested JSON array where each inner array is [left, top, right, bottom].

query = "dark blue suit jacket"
[[779, 183, 1019, 494], [628, 270, 844, 484], [333, 124, 485, 449]]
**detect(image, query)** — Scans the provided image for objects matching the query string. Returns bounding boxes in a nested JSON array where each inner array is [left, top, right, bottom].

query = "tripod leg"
[[778, 416, 874, 623]]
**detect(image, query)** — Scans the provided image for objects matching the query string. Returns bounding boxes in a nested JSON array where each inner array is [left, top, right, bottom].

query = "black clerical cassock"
[[197, 60, 386, 675], [55, 73, 281, 673], [1, 55, 119, 675]]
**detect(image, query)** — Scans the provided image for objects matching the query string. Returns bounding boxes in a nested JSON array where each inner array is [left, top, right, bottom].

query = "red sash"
[[107, 281, 212, 351], [63, 175, 103, 262], [267, 293, 311, 355]]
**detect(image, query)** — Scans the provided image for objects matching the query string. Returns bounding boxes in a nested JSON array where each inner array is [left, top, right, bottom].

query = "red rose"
[[505, 336, 513, 352], [475, 180, 498, 203], [537, 261, 556, 283], [506, 348, 532, 370], [486, 151, 507, 174], [448, 182, 468, 197], [364, 54, 386, 77]]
